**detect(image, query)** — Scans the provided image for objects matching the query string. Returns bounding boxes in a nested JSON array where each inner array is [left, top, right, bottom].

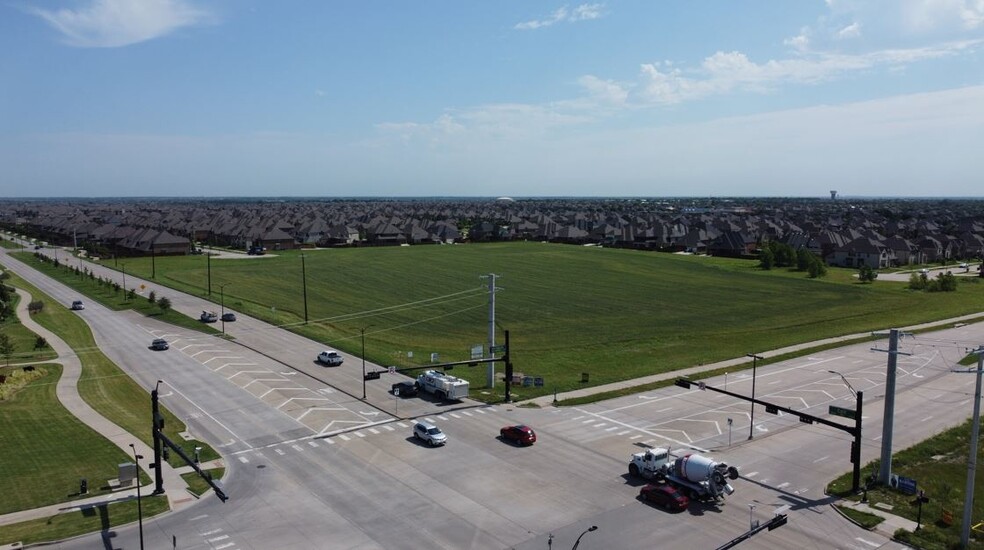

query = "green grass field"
[[60, 242, 984, 400], [0, 363, 135, 515]]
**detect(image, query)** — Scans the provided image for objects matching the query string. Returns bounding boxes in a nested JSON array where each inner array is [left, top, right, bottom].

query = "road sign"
[[489, 345, 506, 354], [388, 366, 396, 375], [897, 476, 918, 495], [829, 405, 857, 420], [471, 344, 484, 360]]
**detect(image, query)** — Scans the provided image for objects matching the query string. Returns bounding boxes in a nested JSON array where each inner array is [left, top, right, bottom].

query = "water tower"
[[830, 190, 838, 200]]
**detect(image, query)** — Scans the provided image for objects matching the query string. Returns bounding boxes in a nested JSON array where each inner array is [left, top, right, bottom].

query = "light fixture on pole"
[[828, 370, 858, 397], [747, 353, 763, 440], [571, 525, 597, 550], [129, 443, 145, 550]]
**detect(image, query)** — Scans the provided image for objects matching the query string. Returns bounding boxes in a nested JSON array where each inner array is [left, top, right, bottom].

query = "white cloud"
[[577, 75, 628, 105], [784, 28, 811, 52], [514, 3, 605, 30], [837, 21, 862, 39], [30, 0, 210, 48], [634, 39, 980, 105]]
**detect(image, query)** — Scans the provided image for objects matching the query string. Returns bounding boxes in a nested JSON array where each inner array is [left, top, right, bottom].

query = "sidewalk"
[[520, 311, 984, 407], [837, 499, 920, 539], [0, 287, 195, 528]]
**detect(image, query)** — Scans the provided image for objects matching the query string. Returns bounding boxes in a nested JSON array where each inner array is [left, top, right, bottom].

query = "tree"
[[858, 265, 878, 283], [796, 248, 813, 271], [127, 288, 136, 301], [0, 332, 13, 366], [34, 335, 47, 351], [937, 272, 958, 292], [148, 290, 157, 304], [157, 296, 172, 315], [909, 273, 927, 290], [807, 258, 827, 278], [759, 248, 775, 270]]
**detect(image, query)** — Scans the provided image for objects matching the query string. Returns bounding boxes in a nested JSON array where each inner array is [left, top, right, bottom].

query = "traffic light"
[[80, 478, 88, 494], [768, 514, 788, 531]]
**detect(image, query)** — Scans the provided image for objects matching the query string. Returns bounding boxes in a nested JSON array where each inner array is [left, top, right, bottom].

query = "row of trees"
[[758, 242, 827, 278], [909, 271, 958, 292]]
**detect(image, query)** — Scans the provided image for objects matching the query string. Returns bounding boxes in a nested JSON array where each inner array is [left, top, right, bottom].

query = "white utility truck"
[[416, 370, 469, 401], [629, 448, 739, 502]]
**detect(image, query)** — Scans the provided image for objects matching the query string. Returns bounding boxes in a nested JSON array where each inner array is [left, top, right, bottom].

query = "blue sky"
[[2, 1, 982, 198]]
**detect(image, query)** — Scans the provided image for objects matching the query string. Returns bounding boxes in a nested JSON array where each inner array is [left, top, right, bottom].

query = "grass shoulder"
[[181, 467, 226, 497], [0, 495, 168, 546]]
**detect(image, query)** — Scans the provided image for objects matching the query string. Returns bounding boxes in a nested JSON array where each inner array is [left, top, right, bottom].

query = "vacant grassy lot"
[[71, 242, 984, 398]]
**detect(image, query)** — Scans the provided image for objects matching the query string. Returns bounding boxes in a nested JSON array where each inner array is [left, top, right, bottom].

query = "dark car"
[[640, 484, 689, 511], [392, 381, 418, 397], [151, 338, 170, 351], [221, 312, 236, 322], [500, 425, 536, 445]]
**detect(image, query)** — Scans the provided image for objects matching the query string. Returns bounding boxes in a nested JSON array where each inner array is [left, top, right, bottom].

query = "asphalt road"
[[4, 243, 983, 549]]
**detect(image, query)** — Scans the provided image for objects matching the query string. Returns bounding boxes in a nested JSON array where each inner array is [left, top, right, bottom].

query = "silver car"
[[413, 421, 447, 446]]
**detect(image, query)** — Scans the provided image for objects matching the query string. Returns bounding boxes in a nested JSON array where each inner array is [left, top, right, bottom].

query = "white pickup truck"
[[317, 350, 343, 366]]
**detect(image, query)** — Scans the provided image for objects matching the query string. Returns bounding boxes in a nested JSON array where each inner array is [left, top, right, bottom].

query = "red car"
[[640, 484, 689, 511], [500, 425, 536, 445]]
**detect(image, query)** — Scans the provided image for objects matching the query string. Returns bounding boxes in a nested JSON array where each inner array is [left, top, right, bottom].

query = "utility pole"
[[300, 254, 309, 324], [958, 347, 984, 548], [747, 353, 762, 440], [872, 329, 910, 484], [480, 273, 501, 388], [151, 380, 165, 495]]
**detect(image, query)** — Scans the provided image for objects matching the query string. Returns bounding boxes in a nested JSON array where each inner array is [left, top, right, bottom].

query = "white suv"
[[317, 350, 343, 366], [413, 421, 447, 446]]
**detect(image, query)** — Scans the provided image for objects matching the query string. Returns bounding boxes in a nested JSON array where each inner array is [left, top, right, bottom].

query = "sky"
[[2, 1, 983, 198]]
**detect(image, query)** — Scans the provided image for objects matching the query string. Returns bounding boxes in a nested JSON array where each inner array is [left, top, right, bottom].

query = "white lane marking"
[[338, 434, 350, 441], [355, 431, 366, 438], [450, 413, 462, 419], [461, 411, 473, 416], [189, 515, 209, 522], [275, 449, 285, 455], [160, 382, 252, 449], [777, 482, 790, 489], [921, 416, 933, 422], [237, 456, 249, 464], [308, 441, 319, 447], [200, 529, 222, 536], [630, 435, 643, 440], [215, 543, 235, 550], [369, 428, 380, 434], [655, 407, 673, 413], [855, 538, 879, 548], [384, 425, 395, 431], [744, 471, 759, 478], [605, 427, 619, 432], [572, 415, 585, 421], [208, 535, 230, 542], [324, 438, 335, 444], [812, 456, 829, 463], [475, 408, 487, 414], [437, 415, 449, 421], [397, 422, 409, 428], [617, 430, 631, 436], [593, 423, 607, 428]]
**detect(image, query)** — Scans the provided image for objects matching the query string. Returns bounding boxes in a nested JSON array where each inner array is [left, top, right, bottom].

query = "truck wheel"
[[629, 463, 640, 477]]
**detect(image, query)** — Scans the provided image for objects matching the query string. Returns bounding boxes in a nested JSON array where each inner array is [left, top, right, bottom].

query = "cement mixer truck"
[[629, 448, 739, 502]]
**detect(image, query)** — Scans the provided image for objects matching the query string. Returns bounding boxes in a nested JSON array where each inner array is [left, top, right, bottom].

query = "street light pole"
[[129, 444, 145, 550], [301, 254, 309, 324], [151, 245, 155, 279], [747, 353, 763, 440], [571, 525, 597, 550], [121, 263, 127, 302]]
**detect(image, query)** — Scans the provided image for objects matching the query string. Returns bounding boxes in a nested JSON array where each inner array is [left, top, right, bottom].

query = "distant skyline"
[[2, 1, 982, 198]]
